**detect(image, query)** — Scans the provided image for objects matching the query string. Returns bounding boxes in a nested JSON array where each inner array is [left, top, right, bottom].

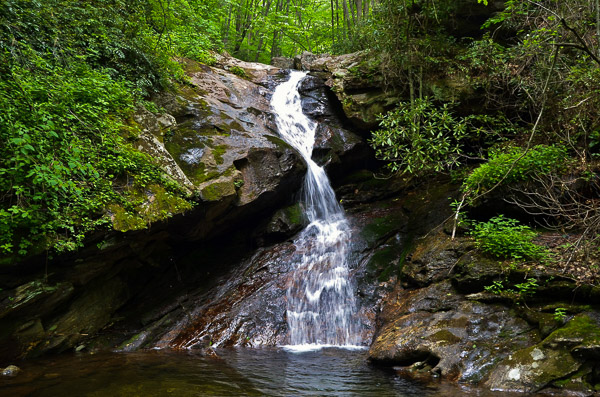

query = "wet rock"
[[0, 280, 74, 320], [151, 59, 309, 240], [297, 74, 372, 175], [271, 57, 294, 69], [139, 180, 451, 351], [485, 313, 600, 393], [451, 252, 506, 293], [34, 277, 130, 356], [369, 280, 537, 383], [2, 365, 20, 377], [157, 243, 298, 349], [294, 51, 398, 130], [401, 234, 471, 288], [296, 50, 487, 130], [258, 204, 305, 243], [294, 51, 322, 71], [485, 346, 580, 393], [213, 53, 279, 87]]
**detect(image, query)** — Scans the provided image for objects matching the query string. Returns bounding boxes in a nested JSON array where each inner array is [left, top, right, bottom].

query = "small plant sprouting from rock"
[[554, 307, 568, 322], [484, 277, 540, 303], [229, 66, 247, 78]]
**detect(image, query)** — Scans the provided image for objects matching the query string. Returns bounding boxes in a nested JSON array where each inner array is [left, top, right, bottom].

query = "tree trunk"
[[342, 0, 351, 38], [254, 0, 273, 62], [597, 0, 600, 57], [331, 0, 335, 45]]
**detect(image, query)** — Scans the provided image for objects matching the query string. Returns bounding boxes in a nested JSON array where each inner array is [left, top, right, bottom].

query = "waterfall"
[[271, 71, 361, 350]]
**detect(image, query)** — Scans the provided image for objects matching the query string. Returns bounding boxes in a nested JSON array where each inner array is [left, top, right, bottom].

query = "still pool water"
[[0, 348, 532, 396]]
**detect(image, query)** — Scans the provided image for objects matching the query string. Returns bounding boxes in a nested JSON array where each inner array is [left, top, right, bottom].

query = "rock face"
[[134, 58, 307, 240], [294, 49, 488, 131], [369, 226, 600, 394], [294, 51, 398, 130], [111, 174, 456, 352], [0, 55, 368, 362], [369, 279, 538, 383]]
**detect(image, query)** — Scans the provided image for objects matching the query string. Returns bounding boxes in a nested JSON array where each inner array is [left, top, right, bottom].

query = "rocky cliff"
[[2, 51, 600, 395]]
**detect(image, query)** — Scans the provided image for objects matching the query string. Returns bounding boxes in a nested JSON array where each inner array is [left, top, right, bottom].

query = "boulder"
[[297, 74, 372, 175], [271, 57, 295, 69], [369, 281, 538, 383], [485, 313, 600, 393], [1, 365, 20, 377]]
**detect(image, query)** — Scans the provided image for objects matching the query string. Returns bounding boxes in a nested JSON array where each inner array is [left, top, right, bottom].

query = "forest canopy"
[[2, 0, 600, 271]]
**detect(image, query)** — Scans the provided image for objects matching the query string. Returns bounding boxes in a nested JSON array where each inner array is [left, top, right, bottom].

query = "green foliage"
[[167, 0, 223, 63], [554, 307, 568, 322], [464, 145, 570, 194], [514, 278, 539, 297], [0, 57, 190, 256], [484, 277, 539, 301], [0, 0, 186, 96], [469, 215, 549, 261], [369, 98, 468, 174], [229, 66, 247, 78], [370, 98, 513, 175], [0, 0, 199, 258]]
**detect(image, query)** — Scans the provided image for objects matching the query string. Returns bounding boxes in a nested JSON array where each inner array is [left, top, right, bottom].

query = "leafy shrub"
[[464, 144, 570, 193], [469, 215, 549, 261], [369, 98, 468, 174], [0, 57, 190, 257]]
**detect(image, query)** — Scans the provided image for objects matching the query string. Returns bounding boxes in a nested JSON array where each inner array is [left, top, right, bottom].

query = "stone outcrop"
[[294, 51, 398, 130], [369, 227, 600, 394], [104, 174, 455, 352], [0, 55, 360, 362]]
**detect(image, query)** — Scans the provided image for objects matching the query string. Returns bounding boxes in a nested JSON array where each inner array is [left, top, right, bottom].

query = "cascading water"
[[271, 71, 361, 349]]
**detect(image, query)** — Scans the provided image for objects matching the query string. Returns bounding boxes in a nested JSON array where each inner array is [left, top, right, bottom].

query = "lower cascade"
[[271, 71, 361, 349]]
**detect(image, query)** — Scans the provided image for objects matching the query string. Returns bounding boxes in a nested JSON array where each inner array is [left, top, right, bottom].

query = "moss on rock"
[[199, 180, 236, 202]]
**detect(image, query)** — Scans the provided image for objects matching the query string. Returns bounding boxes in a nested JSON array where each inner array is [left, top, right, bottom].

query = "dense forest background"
[[1, 0, 600, 283]]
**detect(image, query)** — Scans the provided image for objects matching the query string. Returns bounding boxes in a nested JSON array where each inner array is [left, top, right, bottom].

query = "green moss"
[[200, 180, 235, 201], [108, 204, 147, 232], [282, 204, 303, 225], [107, 185, 192, 232], [265, 135, 292, 149], [229, 65, 247, 78], [367, 247, 397, 282], [212, 144, 228, 165], [141, 185, 193, 222], [545, 314, 600, 346], [430, 329, 461, 345], [360, 213, 406, 245]]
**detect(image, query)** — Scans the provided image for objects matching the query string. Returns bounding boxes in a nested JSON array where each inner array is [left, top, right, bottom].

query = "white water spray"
[[271, 71, 361, 350]]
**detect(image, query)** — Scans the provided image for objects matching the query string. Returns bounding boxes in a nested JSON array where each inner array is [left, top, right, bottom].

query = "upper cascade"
[[271, 71, 361, 349]]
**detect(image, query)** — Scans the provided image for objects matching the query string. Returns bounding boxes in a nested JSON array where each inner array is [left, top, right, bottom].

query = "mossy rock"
[[451, 252, 506, 293], [108, 204, 147, 232], [485, 344, 580, 393], [107, 185, 192, 233], [199, 180, 236, 202], [262, 203, 305, 240], [360, 212, 407, 246], [367, 245, 402, 282], [545, 313, 600, 355], [486, 313, 600, 393], [0, 280, 74, 320]]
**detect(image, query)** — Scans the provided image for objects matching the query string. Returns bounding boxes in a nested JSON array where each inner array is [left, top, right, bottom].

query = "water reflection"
[[0, 348, 538, 396]]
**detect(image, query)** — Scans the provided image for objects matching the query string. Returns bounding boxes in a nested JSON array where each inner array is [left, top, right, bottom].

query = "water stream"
[[271, 71, 361, 349]]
